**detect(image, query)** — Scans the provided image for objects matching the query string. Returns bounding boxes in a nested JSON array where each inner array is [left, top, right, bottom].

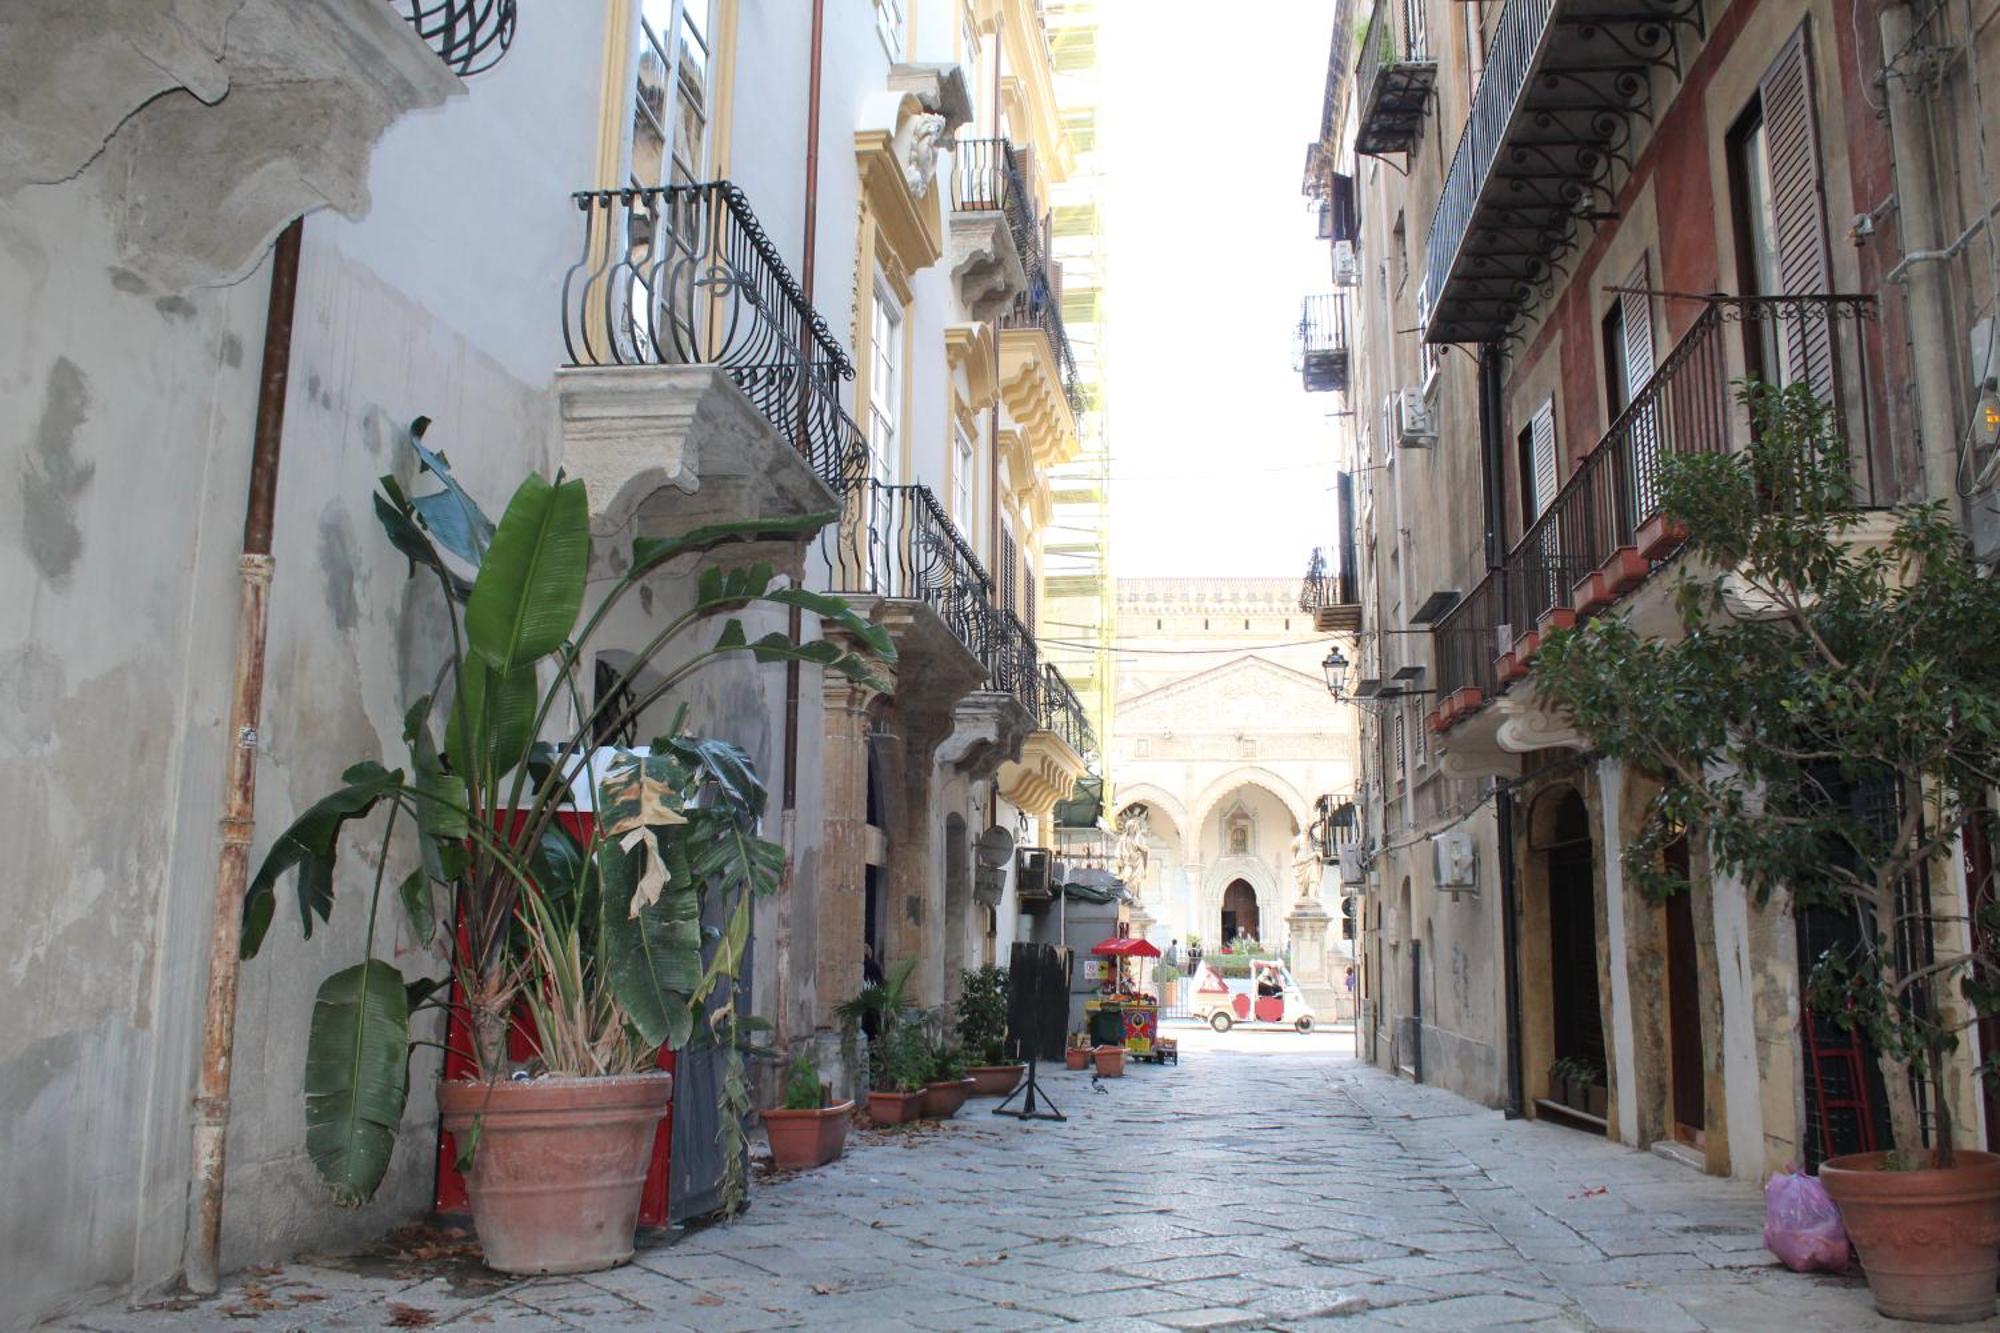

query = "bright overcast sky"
[[1102, 0, 1341, 579]]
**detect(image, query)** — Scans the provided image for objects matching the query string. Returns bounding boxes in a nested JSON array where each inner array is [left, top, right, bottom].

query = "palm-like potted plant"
[[238, 421, 888, 1274], [920, 1033, 975, 1119], [762, 1049, 851, 1170], [865, 1025, 930, 1124], [1534, 381, 2000, 1322], [956, 966, 1023, 1095]]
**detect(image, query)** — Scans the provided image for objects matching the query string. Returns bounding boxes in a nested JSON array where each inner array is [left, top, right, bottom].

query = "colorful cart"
[[1086, 936, 1174, 1064]]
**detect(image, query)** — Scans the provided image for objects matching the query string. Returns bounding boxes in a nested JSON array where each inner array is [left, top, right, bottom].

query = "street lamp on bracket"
[[1320, 644, 1436, 714]]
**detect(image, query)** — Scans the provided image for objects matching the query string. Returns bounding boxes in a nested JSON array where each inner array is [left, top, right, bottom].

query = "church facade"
[[1110, 578, 1360, 1011]]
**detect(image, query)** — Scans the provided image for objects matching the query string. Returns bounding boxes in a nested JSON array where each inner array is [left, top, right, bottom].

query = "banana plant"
[[241, 418, 891, 1205]]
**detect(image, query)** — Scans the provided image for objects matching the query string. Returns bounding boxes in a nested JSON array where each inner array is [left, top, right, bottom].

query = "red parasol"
[[1090, 936, 1162, 958]]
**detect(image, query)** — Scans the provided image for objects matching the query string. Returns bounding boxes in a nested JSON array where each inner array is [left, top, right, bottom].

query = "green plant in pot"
[[835, 954, 917, 1090], [238, 420, 888, 1274], [956, 965, 1023, 1095], [1533, 380, 2000, 1322], [862, 1024, 931, 1125], [920, 1031, 975, 1119], [761, 1048, 851, 1171]]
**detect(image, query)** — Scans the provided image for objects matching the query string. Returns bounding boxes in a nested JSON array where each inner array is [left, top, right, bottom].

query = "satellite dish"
[[976, 825, 1016, 868]]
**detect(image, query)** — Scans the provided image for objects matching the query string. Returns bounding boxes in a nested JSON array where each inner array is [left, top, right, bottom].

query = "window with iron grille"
[[1001, 527, 1019, 615]]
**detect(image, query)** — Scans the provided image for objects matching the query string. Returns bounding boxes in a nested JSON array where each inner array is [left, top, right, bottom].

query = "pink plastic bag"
[[1763, 1168, 1852, 1273]]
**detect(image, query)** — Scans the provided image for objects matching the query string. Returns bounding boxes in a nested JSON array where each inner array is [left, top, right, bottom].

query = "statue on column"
[[1289, 829, 1322, 901], [1114, 805, 1152, 897]]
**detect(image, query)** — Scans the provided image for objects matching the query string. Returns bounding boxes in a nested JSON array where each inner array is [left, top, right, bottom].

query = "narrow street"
[[56, 1031, 1894, 1332]]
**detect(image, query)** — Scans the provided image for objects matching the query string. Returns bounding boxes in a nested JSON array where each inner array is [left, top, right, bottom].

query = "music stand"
[[994, 941, 1067, 1122]]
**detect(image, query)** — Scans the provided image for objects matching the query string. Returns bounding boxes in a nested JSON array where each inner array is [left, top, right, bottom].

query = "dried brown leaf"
[[386, 1302, 438, 1327]]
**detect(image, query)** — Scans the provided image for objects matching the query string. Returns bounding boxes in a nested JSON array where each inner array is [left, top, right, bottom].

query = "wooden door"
[[1665, 886, 1707, 1142]]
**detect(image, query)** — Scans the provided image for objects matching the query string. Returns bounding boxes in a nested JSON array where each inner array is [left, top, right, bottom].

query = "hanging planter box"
[[1429, 708, 1450, 734], [1570, 570, 1614, 616], [1446, 686, 1484, 719], [1537, 607, 1576, 637], [1495, 650, 1528, 684], [1636, 514, 1689, 561], [1599, 544, 1650, 594], [1514, 629, 1542, 662]]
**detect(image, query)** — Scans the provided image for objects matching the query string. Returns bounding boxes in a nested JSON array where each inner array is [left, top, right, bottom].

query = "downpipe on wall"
[[185, 215, 304, 1296]]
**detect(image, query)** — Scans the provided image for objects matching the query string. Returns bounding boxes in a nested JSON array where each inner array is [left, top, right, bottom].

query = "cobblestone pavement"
[[55, 1028, 1904, 1331]]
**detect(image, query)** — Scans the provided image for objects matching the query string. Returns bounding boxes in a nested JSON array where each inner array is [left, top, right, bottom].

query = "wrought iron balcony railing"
[[830, 479, 993, 659], [1431, 295, 1879, 708], [1354, 0, 1438, 157], [1039, 662, 1094, 756], [1419, 0, 1704, 344], [1295, 294, 1351, 393], [954, 138, 1084, 415], [984, 605, 1042, 716], [391, 0, 516, 76], [562, 183, 867, 496]]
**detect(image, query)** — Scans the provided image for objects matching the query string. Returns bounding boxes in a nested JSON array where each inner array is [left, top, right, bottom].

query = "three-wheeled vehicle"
[[1190, 957, 1318, 1032]]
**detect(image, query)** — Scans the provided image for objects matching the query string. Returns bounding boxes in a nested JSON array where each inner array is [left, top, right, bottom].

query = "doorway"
[[1544, 791, 1608, 1123], [1220, 879, 1260, 945], [1662, 829, 1707, 1145]]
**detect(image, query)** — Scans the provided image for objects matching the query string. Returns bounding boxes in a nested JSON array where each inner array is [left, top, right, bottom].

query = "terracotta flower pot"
[[1570, 569, 1613, 616], [1065, 1048, 1091, 1071], [1495, 650, 1528, 685], [968, 1064, 1026, 1097], [762, 1101, 853, 1170], [1819, 1150, 2000, 1322], [865, 1089, 925, 1124], [1599, 544, 1649, 593], [921, 1077, 976, 1120], [436, 1071, 672, 1276], [1636, 513, 1689, 561], [1093, 1046, 1126, 1078]]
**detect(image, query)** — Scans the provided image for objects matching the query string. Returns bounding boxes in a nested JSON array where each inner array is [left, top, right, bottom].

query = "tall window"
[[875, 0, 906, 60], [868, 287, 902, 485], [1730, 109, 1785, 384], [953, 423, 976, 538], [631, 1, 712, 191]]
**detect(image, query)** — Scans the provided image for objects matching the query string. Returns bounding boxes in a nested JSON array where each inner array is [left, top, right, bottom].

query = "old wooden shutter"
[[1529, 396, 1562, 615], [1023, 555, 1038, 633], [1620, 254, 1656, 394], [1759, 24, 1837, 401], [1530, 395, 1559, 517], [1622, 254, 1659, 541], [1001, 527, 1018, 616]]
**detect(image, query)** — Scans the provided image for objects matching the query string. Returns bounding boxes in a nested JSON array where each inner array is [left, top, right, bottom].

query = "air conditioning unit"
[[1333, 240, 1359, 288], [1393, 387, 1437, 448], [1016, 847, 1053, 902], [1431, 828, 1476, 892], [1338, 846, 1367, 886]]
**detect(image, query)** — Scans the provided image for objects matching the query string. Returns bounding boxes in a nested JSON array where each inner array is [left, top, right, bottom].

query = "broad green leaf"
[[397, 868, 434, 945], [445, 658, 539, 780], [405, 417, 496, 567], [373, 484, 473, 601], [597, 835, 700, 1050], [303, 960, 410, 1205], [241, 762, 403, 957], [666, 735, 767, 820], [763, 587, 897, 661], [404, 973, 448, 1012], [464, 472, 589, 674], [405, 696, 469, 839], [631, 512, 839, 575]]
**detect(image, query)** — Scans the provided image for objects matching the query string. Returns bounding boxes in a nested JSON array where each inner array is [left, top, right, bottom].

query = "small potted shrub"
[[1064, 1032, 1092, 1071], [920, 1036, 975, 1119], [762, 1049, 852, 1170], [957, 966, 1024, 1095], [1093, 1043, 1126, 1078], [864, 1026, 929, 1124]]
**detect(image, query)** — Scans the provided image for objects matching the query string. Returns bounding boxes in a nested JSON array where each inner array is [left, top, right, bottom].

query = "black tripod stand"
[[992, 1053, 1065, 1121]]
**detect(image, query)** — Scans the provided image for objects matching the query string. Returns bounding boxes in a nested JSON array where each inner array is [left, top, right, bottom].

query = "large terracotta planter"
[[921, 1077, 975, 1120], [1093, 1046, 1126, 1077], [1820, 1150, 2000, 1322], [865, 1089, 925, 1124], [762, 1101, 852, 1170], [1065, 1047, 1091, 1071], [968, 1064, 1025, 1097], [436, 1071, 672, 1276]]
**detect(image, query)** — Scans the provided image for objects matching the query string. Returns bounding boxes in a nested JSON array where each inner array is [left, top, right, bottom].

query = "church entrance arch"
[[1221, 879, 1260, 945]]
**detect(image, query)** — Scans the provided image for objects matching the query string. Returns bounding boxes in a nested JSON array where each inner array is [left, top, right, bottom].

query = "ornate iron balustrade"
[[1296, 294, 1351, 393], [562, 182, 867, 495], [1298, 547, 1333, 612], [1039, 662, 1094, 756], [1354, 0, 1437, 157], [829, 479, 992, 658], [984, 605, 1042, 715], [1419, 0, 1704, 343], [956, 138, 1083, 415], [1430, 295, 1879, 707], [390, 0, 516, 76]]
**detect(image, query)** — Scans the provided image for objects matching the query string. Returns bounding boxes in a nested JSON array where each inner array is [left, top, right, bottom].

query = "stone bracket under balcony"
[[999, 327, 1080, 470], [557, 365, 841, 567], [849, 598, 990, 730], [938, 691, 1035, 783], [1, 0, 461, 289], [948, 210, 1029, 323], [999, 731, 1086, 820], [1437, 678, 1587, 779]]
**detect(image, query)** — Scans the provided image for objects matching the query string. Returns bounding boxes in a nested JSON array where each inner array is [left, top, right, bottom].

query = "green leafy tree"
[[1534, 380, 2000, 1163], [954, 965, 1012, 1064], [241, 418, 891, 1205]]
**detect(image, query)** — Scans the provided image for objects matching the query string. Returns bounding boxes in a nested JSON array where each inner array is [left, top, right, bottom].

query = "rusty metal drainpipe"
[[185, 215, 303, 1296]]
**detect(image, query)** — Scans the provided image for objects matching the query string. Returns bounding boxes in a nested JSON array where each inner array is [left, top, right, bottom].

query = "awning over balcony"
[[1420, 0, 1705, 344]]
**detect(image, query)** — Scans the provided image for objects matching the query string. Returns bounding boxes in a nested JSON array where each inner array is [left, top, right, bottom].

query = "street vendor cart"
[[1084, 936, 1175, 1064]]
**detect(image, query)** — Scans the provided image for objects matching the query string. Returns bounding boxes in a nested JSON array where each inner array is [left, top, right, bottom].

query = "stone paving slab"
[[50, 1041, 1920, 1331]]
